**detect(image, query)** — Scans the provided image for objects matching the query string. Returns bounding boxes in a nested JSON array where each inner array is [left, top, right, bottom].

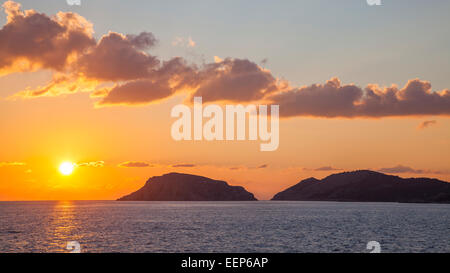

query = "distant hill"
[[118, 172, 257, 201], [272, 170, 450, 203]]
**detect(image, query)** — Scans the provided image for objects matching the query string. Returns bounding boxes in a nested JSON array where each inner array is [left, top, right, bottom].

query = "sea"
[[0, 201, 448, 253]]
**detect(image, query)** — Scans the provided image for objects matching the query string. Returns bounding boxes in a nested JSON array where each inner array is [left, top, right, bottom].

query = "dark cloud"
[[302, 166, 342, 171], [229, 165, 269, 170], [314, 166, 342, 171], [172, 164, 196, 168], [269, 78, 361, 118], [118, 161, 151, 168], [153, 57, 200, 91], [98, 79, 174, 106], [417, 120, 437, 130], [360, 80, 450, 117], [261, 58, 268, 66], [378, 165, 423, 174], [126, 32, 157, 50], [191, 58, 279, 102], [377, 165, 447, 175], [76, 32, 159, 81], [90, 56, 199, 105], [98, 57, 200, 105], [269, 78, 450, 118]]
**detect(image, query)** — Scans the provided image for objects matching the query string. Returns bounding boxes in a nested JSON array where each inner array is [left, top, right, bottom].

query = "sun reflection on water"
[[47, 201, 80, 252]]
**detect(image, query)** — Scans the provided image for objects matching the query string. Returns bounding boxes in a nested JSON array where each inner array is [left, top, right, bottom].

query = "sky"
[[0, 0, 449, 200]]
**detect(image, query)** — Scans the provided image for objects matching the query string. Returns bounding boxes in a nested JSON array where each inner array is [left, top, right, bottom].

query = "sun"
[[59, 162, 75, 176]]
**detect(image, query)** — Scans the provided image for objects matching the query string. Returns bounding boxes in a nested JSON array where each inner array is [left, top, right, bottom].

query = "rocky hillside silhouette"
[[272, 170, 450, 203], [118, 172, 257, 201]]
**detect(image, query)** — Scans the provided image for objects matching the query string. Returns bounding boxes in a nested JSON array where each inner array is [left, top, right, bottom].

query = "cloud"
[[126, 32, 158, 50], [118, 161, 151, 168], [2, 2, 449, 119], [191, 58, 280, 102], [417, 120, 437, 130], [188, 37, 196, 47], [97, 79, 173, 106], [90, 87, 110, 98], [228, 164, 268, 170], [172, 164, 196, 168], [377, 165, 446, 175], [0, 1, 95, 74], [0, 161, 26, 167], [172, 36, 196, 48], [96, 57, 201, 105], [261, 58, 268, 66], [302, 166, 342, 171], [1, 2, 199, 103], [269, 78, 450, 118], [76, 32, 159, 82], [76, 161, 104, 167], [11, 73, 98, 98], [378, 165, 423, 174], [314, 166, 342, 171], [172, 37, 183, 47]]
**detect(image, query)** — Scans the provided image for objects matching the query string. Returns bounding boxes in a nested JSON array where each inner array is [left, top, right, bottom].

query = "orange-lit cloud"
[[76, 161, 105, 168], [0, 1, 95, 74], [11, 73, 99, 98], [0, 162, 26, 167], [172, 36, 196, 48], [188, 37, 196, 47], [417, 120, 437, 130]]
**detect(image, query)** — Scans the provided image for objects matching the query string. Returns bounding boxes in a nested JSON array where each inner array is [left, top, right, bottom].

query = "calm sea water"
[[0, 201, 448, 253]]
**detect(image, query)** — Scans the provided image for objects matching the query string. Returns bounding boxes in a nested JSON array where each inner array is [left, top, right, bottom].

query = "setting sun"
[[59, 162, 75, 176]]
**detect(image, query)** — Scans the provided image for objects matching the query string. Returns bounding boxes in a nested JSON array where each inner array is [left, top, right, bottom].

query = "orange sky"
[[0, 1, 449, 200], [1, 89, 449, 200]]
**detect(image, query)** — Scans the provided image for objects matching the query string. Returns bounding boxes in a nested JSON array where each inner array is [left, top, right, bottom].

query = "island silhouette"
[[272, 170, 450, 203], [118, 172, 257, 201], [118, 170, 450, 203]]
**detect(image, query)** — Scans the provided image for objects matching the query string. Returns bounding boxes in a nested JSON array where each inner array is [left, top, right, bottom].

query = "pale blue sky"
[[2, 0, 450, 90]]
